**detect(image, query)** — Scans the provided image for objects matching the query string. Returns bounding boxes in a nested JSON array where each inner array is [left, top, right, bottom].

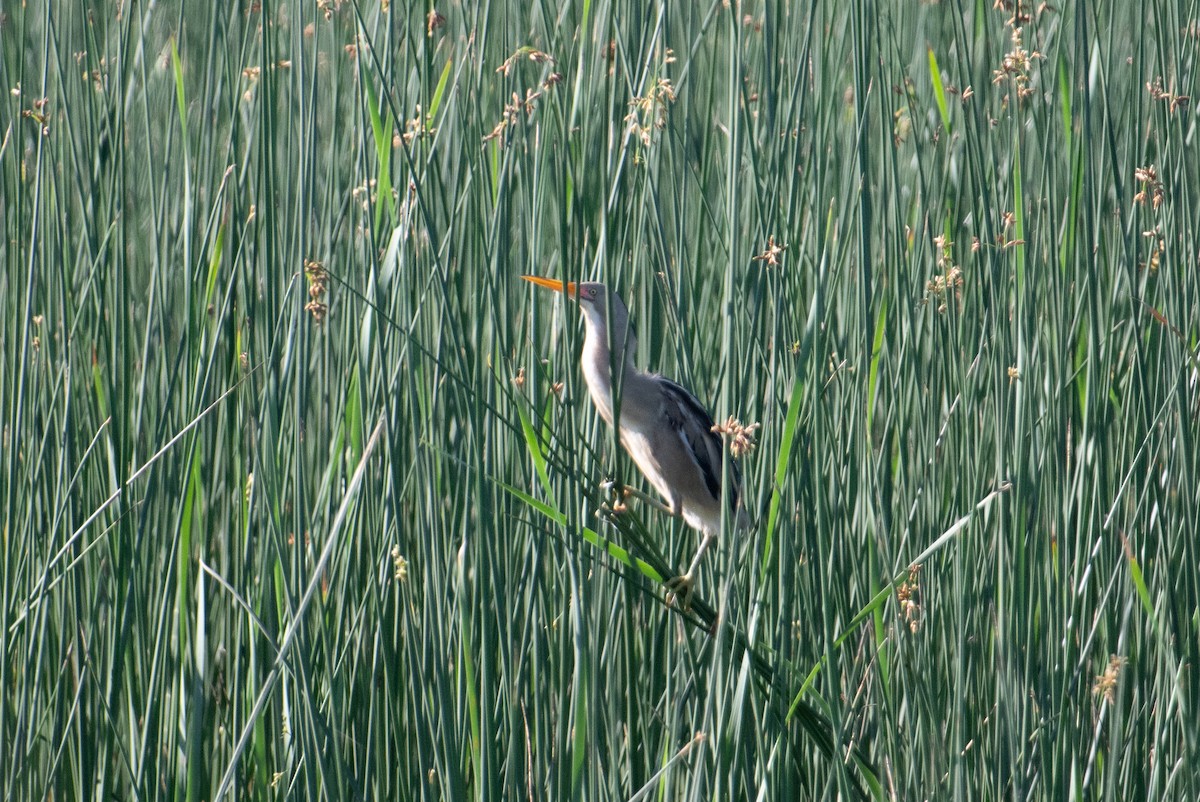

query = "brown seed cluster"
[[993, 0, 1056, 26], [352, 179, 380, 210], [711, 416, 761, 458], [994, 210, 1025, 251], [625, 76, 677, 150], [1141, 225, 1166, 272], [925, 235, 964, 313], [897, 565, 923, 633], [990, 2, 1048, 105], [1092, 655, 1126, 703], [1133, 165, 1164, 210], [71, 50, 111, 92], [20, 95, 51, 136], [752, 235, 787, 269], [399, 105, 436, 146], [304, 259, 329, 323], [483, 49, 562, 146], [391, 546, 409, 582], [427, 9, 446, 36], [31, 314, 44, 354], [496, 46, 555, 78], [1134, 165, 1167, 272], [1146, 76, 1189, 114], [512, 365, 563, 400], [315, 0, 343, 20]]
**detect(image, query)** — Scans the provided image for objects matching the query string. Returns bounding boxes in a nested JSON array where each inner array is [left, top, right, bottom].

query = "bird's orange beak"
[[522, 275, 578, 298]]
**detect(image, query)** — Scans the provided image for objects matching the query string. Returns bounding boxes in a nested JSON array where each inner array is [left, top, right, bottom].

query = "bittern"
[[523, 276, 748, 605]]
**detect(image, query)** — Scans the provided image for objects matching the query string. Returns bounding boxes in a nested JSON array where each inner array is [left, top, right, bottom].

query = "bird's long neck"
[[580, 321, 638, 427]]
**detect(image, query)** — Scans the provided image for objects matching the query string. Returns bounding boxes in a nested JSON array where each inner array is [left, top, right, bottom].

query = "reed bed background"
[[2, 0, 1198, 799]]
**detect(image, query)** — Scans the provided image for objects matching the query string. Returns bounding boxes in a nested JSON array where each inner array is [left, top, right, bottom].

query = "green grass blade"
[[927, 47, 951, 134]]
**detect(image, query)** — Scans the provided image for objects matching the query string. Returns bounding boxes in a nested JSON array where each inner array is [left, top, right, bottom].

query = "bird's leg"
[[665, 531, 717, 611], [683, 531, 717, 579], [620, 485, 676, 517]]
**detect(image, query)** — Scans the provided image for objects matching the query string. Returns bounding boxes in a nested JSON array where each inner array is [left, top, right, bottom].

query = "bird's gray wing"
[[656, 376, 740, 509]]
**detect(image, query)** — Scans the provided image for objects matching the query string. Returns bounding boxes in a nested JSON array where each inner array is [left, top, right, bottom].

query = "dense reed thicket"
[[2, 1, 1197, 799]]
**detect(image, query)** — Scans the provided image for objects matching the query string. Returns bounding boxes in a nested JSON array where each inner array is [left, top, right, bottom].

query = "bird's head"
[[522, 276, 636, 359]]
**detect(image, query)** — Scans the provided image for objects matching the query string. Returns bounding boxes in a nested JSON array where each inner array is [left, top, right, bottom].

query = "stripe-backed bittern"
[[523, 276, 748, 606]]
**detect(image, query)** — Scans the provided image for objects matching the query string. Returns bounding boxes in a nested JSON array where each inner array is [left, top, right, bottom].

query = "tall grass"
[[2, 0, 1197, 799]]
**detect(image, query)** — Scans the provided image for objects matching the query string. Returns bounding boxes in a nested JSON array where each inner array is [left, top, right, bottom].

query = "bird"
[[522, 275, 748, 606]]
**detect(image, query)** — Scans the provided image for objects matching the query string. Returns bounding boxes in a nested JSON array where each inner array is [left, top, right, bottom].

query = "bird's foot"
[[599, 479, 625, 503], [597, 480, 629, 516], [664, 573, 696, 611]]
